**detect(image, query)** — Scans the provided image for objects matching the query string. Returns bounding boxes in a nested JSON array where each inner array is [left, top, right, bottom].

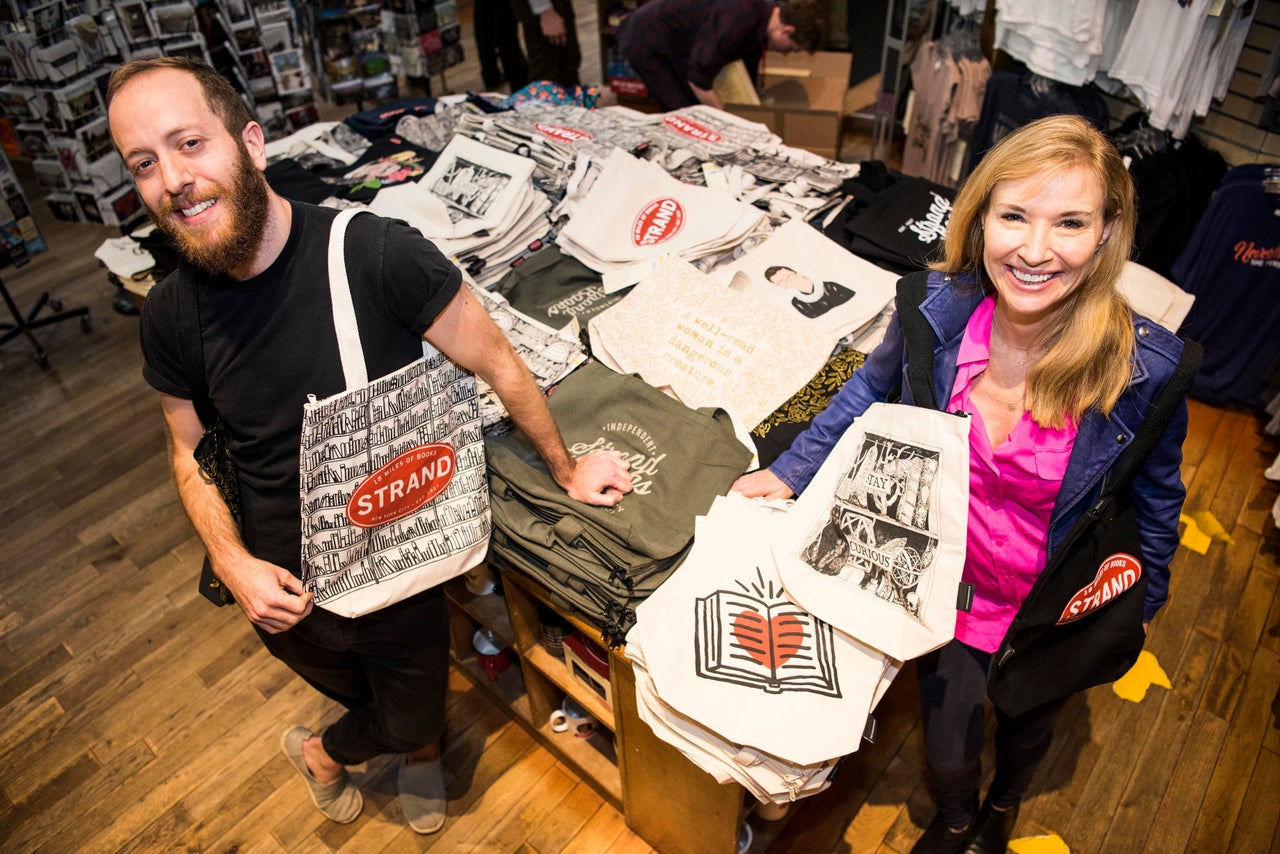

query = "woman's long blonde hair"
[[932, 115, 1137, 429]]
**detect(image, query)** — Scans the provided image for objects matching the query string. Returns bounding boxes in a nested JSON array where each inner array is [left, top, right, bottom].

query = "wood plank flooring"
[[1, 3, 1278, 850]]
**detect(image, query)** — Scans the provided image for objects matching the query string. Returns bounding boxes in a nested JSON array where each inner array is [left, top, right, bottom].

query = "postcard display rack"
[[298, 1, 464, 105], [0, 1, 322, 230], [0, 144, 47, 267], [445, 557, 858, 854]]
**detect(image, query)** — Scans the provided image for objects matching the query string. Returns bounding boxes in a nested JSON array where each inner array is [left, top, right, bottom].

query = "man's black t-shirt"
[[140, 201, 461, 571]]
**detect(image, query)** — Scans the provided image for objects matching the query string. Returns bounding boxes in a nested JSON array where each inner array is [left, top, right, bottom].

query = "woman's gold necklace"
[[980, 381, 1024, 413]]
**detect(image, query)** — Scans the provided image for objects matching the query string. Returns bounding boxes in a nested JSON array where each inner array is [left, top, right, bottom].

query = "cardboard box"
[[563, 632, 612, 709], [721, 50, 853, 162]]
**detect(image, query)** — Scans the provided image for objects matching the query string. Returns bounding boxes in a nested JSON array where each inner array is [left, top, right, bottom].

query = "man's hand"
[[216, 555, 314, 634], [732, 468, 794, 500], [540, 8, 567, 45], [558, 450, 632, 506], [689, 82, 723, 111]]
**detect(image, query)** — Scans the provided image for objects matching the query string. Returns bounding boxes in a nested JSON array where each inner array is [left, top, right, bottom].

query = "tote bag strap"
[[176, 274, 218, 428], [1103, 336, 1204, 496], [895, 271, 938, 410], [327, 207, 373, 390]]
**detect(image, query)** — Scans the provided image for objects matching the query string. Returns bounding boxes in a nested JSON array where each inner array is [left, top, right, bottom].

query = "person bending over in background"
[[617, 0, 824, 111]]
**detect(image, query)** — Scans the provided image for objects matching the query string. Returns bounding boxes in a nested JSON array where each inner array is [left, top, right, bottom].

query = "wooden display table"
[[444, 562, 862, 853]]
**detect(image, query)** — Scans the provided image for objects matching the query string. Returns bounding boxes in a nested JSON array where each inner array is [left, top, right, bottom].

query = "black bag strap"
[[1101, 335, 1203, 497], [175, 274, 217, 429], [896, 271, 939, 410]]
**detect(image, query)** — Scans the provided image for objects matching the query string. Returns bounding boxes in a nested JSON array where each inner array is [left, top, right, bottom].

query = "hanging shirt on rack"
[[1172, 165, 1280, 407]]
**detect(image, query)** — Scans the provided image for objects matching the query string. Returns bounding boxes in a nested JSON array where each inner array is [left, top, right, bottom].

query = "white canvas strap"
[[327, 207, 370, 390]]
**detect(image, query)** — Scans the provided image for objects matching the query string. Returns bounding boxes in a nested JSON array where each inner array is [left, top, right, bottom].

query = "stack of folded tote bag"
[[485, 361, 752, 644], [588, 258, 837, 439], [627, 494, 899, 804], [465, 278, 586, 434], [369, 135, 552, 287], [491, 244, 626, 334], [557, 148, 767, 274], [645, 105, 782, 167], [712, 219, 899, 341]]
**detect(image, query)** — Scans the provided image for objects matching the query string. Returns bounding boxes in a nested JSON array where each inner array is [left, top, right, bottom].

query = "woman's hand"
[[731, 468, 794, 500]]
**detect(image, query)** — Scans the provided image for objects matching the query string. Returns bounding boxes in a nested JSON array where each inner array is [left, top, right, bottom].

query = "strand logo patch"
[[1057, 552, 1141, 624], [662, 114, 723, 143], [535, 123, 593, 143], [347, 443, 455, 529], [632, 198, 685, 246]]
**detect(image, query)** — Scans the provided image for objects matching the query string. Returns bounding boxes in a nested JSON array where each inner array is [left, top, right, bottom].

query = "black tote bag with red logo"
[[985, 340, 1202, 718]]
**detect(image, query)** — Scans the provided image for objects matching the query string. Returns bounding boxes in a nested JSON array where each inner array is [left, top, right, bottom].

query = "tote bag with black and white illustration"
[[773, 402, 970, 661], [299, 209, 489, 617]]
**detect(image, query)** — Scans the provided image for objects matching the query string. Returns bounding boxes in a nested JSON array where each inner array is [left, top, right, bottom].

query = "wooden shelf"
[[445, 564, 625, 810], [534, 718, 622, 803], [446, 561, 808, 852], [524, 643, 616, 733], [443, 577, 514, 646], [451, 649, 526, 710]]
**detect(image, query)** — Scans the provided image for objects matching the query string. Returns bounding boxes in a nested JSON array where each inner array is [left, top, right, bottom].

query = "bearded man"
[[107, 58, 631, 834]]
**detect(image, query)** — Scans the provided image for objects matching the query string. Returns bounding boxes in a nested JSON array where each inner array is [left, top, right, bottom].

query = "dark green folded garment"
[[486, 361, 752, 561]]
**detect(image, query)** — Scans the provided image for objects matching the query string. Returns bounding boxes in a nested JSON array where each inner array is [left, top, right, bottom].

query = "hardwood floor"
[[2, 4, 1279, 852]]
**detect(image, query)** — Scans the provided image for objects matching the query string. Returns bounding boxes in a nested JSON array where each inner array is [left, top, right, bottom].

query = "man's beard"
[[150, 142, 271, 276]]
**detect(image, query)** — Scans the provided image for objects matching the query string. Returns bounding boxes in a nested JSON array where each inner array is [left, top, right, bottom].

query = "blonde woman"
[[735, 115, 1195, 854]]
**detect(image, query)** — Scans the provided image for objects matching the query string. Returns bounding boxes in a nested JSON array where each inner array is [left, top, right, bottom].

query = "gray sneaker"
[[399, 755, 447, 834], [280, 725, 363, 824]]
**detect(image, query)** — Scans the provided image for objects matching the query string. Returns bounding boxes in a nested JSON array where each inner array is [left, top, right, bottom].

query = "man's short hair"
[[779, 0, 826, 52], [107, 57, 253, 138]]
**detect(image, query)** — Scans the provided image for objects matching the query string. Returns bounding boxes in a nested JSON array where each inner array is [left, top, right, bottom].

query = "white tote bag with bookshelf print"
[[298, 209, 490, 617], [774, 402, 970, 661]]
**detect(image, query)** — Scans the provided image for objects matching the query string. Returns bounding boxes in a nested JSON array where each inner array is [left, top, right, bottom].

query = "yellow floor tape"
[[1113, 650, 1172, 703]]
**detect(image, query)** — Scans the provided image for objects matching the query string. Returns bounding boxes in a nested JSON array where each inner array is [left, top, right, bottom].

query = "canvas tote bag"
[[773, 402, 971, 661], [298, 208, 490, 617]]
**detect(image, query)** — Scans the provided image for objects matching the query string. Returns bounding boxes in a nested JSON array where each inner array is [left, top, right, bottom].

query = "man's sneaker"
[[280, 725, 362, 824], [399, 755, 447, 834]]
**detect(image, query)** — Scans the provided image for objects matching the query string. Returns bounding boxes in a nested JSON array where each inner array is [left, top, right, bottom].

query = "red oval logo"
[[346, 443, 456, 529], [662, 114, 723, 143], [1057, 552, 1142, 624], [631, 198, 685, 247], [535, 122, 593, 143]]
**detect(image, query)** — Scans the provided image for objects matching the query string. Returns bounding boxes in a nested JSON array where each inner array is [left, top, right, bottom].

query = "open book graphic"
[[695, 573, 841, 697]]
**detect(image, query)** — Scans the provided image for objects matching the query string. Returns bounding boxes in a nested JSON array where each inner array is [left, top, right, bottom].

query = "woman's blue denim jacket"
[[769, 270, 1189, 622]]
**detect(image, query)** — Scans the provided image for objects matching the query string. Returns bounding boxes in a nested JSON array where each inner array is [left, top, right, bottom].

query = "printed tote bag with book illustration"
[[299, 208, 490, 617], [773, 402, 970, 661], [629, 493, 894, 766]]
